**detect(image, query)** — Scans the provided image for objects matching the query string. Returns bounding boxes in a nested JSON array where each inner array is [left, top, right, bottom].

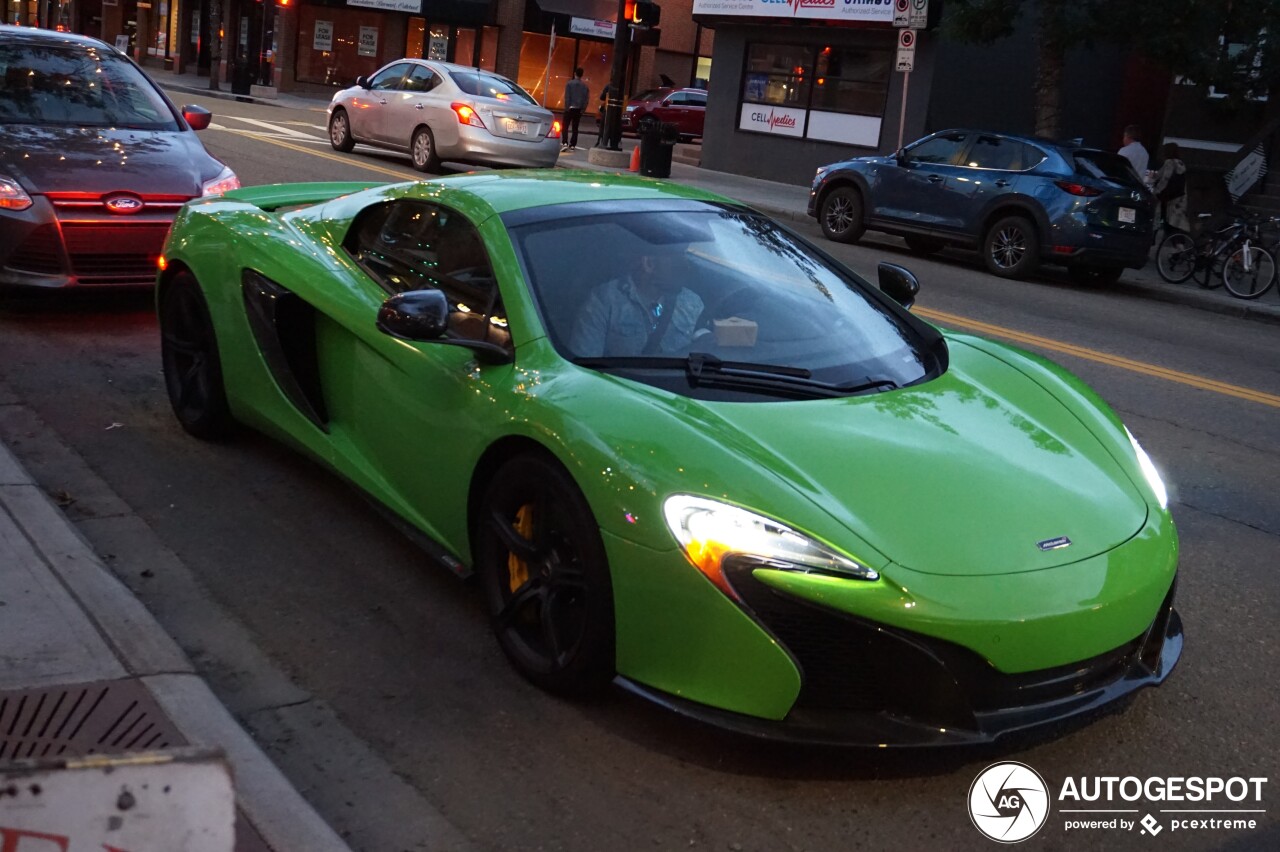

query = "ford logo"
[[104, 194, 144, 214]]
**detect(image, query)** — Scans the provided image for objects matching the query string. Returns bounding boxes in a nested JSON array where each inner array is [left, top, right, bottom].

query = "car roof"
[[386, 169, 738, 216], [931, 128, 1106, 156], [0, 25, 114, 52]]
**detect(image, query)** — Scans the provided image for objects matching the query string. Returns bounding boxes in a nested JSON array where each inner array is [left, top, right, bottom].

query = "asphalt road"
[[0, 92, 1277, 851]]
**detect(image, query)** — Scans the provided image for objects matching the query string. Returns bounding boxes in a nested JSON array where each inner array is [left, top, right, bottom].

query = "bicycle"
[[1222, 215, 1280, 299], [1155, 212, 1251, 288]]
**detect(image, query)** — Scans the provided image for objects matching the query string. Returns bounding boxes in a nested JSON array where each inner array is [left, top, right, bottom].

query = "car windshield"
[[509, 205, 938, 400], [1073, 150, 1144, 187], [448, 70, 538, 105], [0, 42, 177, 129]]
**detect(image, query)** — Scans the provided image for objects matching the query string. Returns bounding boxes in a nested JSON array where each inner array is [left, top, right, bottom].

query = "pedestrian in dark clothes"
[[561, 67, 589, 152]]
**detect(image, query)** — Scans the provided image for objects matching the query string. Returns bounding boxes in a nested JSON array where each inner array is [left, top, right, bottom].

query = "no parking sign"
[[896, 28, 916, 72]]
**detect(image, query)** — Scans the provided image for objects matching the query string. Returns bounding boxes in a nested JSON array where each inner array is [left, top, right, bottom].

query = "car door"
[[381, 63, 444, 149], [946, 133, 1028, 235], [683, 91, 707, 138], [871, 131, 971, 231], [349, 62, 412, 145], [317, 198, 515, 555]]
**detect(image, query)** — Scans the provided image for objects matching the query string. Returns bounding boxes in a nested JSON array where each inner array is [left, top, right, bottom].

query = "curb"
[[0, 441, 351, 852]]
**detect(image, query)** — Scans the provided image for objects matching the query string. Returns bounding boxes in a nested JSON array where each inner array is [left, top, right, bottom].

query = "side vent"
[[241, 269, 329, 431]]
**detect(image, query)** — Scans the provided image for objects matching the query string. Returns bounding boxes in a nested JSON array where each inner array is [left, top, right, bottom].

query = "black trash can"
[[231, 61, 254, 96], [638, 117, 676, 178]]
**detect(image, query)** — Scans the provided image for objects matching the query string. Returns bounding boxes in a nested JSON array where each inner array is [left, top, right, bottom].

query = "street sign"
[[895, 28, 916, 72], [909, 0, 928, 29], [893, 0, 909, 27]]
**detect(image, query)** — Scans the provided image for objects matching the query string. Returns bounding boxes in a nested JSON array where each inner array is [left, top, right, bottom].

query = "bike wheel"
[[1155, 232, 1196, 283], [1222, 245, 1277, 299]]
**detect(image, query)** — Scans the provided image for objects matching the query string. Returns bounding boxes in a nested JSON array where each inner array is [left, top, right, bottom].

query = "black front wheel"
[[159, 272, 234, 440], [411, 126, 440, 173], [328, 109, 355, 153], [819, 187, 866, 244], [982, 215, 1039, 279], [474, 454, 615, 696]]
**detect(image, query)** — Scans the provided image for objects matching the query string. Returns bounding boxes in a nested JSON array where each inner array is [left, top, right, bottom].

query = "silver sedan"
[[327, 60, 562, 172]]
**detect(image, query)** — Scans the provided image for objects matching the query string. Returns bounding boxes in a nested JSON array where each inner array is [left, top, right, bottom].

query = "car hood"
[[636, 339, 1147, 577], [0, 124, 219, 196]]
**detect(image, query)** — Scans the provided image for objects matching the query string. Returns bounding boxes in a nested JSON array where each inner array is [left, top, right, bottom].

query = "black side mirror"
[[182, 105, 212, 131], [378, 290, 449, 340], [355, 75, 370, 90], [377, 290, 513, 364], [878, 262, 919, 310]]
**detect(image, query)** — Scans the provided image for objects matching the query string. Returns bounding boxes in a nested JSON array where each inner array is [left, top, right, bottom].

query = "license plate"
[[1118, 207, 1136, 223], [503, 118, 530, 136]]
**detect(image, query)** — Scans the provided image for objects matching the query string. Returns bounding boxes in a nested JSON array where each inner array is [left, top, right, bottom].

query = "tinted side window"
[[403, 65, 438, 93], [664, 93, 688, 106], [1019, 143, 1047, 170], [905, 133, 967, 165], [369, 63, 410, 91], [345, 201, 509, 347], [688, 93, 707, 107], [963, 135, 1021, 171]]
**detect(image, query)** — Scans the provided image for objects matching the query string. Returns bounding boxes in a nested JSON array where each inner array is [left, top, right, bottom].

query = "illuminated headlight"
[[1125, 427, 1169, 509], [0, 176, 33, 211], [201, 166, 240, 197], [662, 494, 878, 598]]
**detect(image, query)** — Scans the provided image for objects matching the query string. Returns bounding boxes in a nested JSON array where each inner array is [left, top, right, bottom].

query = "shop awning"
[[533, 0, 620, 23]]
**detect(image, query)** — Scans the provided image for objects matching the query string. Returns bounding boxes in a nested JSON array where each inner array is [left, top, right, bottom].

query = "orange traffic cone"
[[629, 146, 641, 172]]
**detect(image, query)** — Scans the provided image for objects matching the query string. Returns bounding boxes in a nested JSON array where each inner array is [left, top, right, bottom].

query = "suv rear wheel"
[[819, 187, 866, 244], [982, 215, 1039, 279]]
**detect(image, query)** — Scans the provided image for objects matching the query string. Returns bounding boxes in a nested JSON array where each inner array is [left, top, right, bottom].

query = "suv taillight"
[[1054, 180, 1103, 197]]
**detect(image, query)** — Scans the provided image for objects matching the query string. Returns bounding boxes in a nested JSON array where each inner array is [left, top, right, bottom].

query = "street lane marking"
[[216, 132, 415, 181], [917, 307, 1280, 409], [208, 125, 331, 144], [215, 114, 322, 139]]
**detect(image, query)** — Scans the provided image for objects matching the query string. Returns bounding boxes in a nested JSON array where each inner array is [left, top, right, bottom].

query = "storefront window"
[[407, 17, 425, 59], [740, 40, 890, 147], [744, 44, 813, 107], [518, 32, 577, 110], [297, 6, 386, 86]]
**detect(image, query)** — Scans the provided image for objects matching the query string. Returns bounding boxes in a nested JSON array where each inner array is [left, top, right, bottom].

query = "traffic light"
[[628, 0, 660, 28]]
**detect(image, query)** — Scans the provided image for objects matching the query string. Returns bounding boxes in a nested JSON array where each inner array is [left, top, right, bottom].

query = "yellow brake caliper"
[[507, 503, 534, 593]]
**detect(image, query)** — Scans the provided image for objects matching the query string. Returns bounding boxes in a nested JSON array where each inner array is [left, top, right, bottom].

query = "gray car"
[[327, 60, 562, 172], [0, 26, 237, 291], [808, 129, 1156, 284]]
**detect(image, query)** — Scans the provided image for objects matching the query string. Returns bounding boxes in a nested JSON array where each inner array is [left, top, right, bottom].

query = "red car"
[[620, 87, 707, 141]]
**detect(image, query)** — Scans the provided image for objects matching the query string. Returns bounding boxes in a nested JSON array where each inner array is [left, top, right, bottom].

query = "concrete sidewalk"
[[0, 432, 350, 851], [154, 66, 1280, 326]]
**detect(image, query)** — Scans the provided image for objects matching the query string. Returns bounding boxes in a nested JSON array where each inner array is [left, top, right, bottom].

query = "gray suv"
[[808, 130, 1155, 284]]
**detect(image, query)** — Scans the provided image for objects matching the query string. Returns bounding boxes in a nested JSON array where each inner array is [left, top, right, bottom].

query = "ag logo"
[[968, 761, 1050, 843]]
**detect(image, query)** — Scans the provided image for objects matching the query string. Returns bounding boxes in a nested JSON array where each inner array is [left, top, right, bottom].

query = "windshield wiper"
[[571, 353, 898, 399]]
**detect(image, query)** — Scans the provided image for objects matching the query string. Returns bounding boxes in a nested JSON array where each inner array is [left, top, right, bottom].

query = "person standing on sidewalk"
[[1153, 141, 1189, 235], [1119, 124, 1150, 182], [562, 68, 589, 152]]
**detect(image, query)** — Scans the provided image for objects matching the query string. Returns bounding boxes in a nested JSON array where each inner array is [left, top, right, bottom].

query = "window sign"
[[358, 26, 379, 57], [570, 17, 616, 39], [428, 32, 448, 60], [738, 103, 805, 137], [347, 0, 422, 11], [313, 20, 334, 52]]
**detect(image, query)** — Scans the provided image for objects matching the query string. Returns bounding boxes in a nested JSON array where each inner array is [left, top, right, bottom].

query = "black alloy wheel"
[[411, 126, 440, 173], [475, 454, 615, 695], [904, 234, 946, 255], [819, 186, 866, 244], [159, 272, 234, 440], [328, 109, 355, 153], [982, 215, 1039, 279]]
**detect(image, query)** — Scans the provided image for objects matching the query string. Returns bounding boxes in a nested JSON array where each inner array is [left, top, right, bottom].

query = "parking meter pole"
[[601, 0, 630, 151]]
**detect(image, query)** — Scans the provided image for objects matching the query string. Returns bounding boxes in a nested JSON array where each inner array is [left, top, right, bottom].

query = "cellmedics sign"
[[739, 104, 805, 137], [693, 0, 894, 22]]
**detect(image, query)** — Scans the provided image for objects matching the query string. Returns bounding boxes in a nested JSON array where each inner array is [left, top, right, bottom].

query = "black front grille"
[[62, 222, 170, 284], [7, 224, 64, 275], [727, 562, 1172, 729]]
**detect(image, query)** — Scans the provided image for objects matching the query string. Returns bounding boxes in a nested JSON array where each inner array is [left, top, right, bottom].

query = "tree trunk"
[[208, 0, 222, 91], [1033, 2, 1065, 139]]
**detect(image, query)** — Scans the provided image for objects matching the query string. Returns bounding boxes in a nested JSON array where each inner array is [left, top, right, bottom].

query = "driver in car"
[[569, 246, 704, 357]]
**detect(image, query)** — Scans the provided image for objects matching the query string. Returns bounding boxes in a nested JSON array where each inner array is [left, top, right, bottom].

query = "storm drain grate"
[[0, 678, 187, 761]]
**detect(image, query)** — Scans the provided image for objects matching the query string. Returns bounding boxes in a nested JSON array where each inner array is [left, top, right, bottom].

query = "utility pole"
[[599, 0, 629, 151]]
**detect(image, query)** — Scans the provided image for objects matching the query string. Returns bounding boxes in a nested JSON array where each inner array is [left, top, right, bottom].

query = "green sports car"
[[157, 171, 1181, 745]]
